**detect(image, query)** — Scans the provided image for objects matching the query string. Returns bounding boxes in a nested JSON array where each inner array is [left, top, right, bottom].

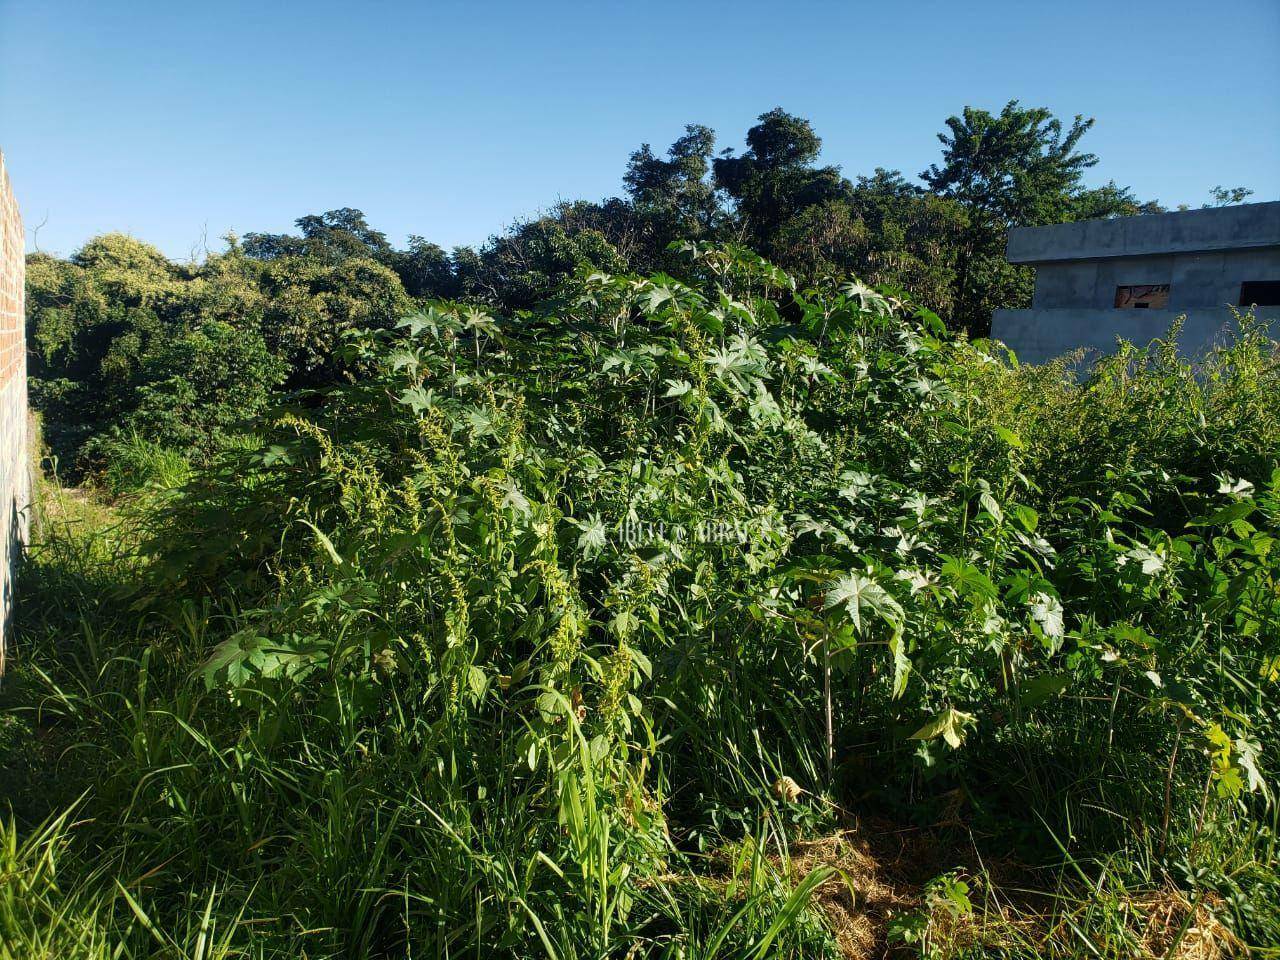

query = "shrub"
[[124, 320, 284, 457]]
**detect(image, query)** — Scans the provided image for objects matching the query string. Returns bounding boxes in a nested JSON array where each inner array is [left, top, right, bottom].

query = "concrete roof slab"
[[1006, 200, 1280, 264]]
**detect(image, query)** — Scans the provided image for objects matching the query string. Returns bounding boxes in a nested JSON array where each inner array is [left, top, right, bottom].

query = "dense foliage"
[[29, 101, 1209, 478], [4, 246, 1278, 958]]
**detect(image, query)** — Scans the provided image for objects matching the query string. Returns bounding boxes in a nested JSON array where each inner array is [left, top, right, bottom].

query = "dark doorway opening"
[[1239, 281, 1280, 307]]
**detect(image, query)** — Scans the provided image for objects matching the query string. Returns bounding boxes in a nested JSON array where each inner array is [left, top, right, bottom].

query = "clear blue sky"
[[2, 0, 1277, 260]]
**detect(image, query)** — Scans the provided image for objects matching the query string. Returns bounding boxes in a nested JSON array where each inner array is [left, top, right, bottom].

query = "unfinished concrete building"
[[991, 201, 1280, 364]]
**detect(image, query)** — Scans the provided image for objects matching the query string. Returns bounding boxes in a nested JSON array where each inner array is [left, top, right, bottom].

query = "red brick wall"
[[0, 150, 28, 674]]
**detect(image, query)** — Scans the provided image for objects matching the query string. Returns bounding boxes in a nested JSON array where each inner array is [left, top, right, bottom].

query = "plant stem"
[[824, 635, 834, 785], [1159, 722, 1183, 858]]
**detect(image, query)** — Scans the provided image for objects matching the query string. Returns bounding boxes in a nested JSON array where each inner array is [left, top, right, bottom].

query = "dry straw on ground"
[[781, 818, 1242, 959]]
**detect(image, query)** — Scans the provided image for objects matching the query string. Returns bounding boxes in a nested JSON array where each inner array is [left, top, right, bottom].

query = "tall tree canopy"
[[922, 101, 1100, 224], [243, 208, 394, 263], [919, 101, 1162, 331], [713, 108, 852, 255], [624, 124, 719, 241]]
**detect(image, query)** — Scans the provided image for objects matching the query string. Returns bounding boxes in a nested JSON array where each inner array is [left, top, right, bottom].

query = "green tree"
[[922, 101, 1106, 333], [125, 320, 285, 456], [243, 208, 393, 263], [1070, 181, 1165, 220], [255, 255, 413, 386], [26, 225, 415, 472], [846, 170, 969, 314], [713, 108, 852, 256], [390, 236, 458, 299], [1206, 185, 1254, 207], [457, 210, 628, 310], [26, 236, 184, 465], [624, 124, 720, 251], [922, 101, 1100, 225], [769, 170, 967, 315]]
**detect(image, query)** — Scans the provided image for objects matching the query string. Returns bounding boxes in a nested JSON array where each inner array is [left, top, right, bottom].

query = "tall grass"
[[3, 248, 1277, 957]]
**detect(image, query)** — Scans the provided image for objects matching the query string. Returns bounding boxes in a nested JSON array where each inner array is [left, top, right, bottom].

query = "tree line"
[[25, 101, 1247, 474], [235, 101, 1168, 326]]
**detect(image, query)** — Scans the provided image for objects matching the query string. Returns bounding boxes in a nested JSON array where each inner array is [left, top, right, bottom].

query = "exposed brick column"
[[0, 150, 28, 675]]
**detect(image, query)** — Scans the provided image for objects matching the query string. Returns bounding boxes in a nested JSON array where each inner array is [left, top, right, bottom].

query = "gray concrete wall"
[[1008, 201, 1280, 263], [1031, 247, 1280, 310], [991, 306, 1280, 367]]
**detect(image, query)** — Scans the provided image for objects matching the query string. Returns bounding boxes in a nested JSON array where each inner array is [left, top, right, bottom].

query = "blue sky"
[[1, 0, 1277, 260]]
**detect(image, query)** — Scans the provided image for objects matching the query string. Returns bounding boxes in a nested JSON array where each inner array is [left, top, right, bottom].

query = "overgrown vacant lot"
[[3, 245, 1279, 958]]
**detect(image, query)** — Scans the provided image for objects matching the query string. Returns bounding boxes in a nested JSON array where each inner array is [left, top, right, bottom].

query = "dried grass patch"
[[778, 819, 1243, 959]]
